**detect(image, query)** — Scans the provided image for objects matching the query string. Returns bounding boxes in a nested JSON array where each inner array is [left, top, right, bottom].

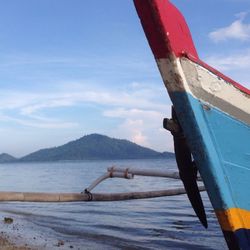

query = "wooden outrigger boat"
[[133, 0, 250, 249], [0, 1, 249, 249]]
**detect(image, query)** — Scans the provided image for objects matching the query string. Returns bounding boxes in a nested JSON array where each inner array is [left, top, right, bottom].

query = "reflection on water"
[[0, 159, 226, 249]]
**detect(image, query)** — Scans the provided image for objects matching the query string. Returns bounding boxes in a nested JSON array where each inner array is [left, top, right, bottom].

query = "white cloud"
[[0, 53, 158, 81], [0, 113, 78, 129], [0, 55, 73, 68], [103, 108, 164, 120], [0, 82, 167, 117], [235, 12, 248, 20], [0, 82, 173, 152], [206, 50, 250, 71], [103, 108, 163, 147], [103, 107, 173, 152], [209, 12, 250, 42], [119, 119, 149, 146], [205, 50, 250, 89]]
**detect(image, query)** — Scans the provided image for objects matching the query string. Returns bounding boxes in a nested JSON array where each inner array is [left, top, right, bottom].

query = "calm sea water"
[[0, 159, 227, 249]]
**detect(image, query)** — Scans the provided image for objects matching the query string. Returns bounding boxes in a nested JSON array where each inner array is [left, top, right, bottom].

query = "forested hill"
[[19, 134, 174, 162], [0, 153, 17, 163]]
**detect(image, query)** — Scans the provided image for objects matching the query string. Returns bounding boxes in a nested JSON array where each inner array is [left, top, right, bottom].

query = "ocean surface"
[[0, 159, 227, 249]]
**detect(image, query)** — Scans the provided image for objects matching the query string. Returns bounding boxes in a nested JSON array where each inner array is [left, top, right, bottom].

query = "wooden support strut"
[[0, 166, 205, 202], [106, 166, 203, 181]]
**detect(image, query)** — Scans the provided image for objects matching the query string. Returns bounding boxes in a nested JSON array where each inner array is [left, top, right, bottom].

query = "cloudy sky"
[[0, 0, 250, 157]]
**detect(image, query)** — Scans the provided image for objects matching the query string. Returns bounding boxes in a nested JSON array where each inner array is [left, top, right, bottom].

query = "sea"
[[0, 159, 227, 249]]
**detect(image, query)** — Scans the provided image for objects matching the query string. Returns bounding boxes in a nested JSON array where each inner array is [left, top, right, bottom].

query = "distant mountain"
[[0, 153, 17, 163], [19, 134, 174, 162]]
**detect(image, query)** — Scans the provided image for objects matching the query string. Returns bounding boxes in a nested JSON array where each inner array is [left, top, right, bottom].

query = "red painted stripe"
[[134, 0, 250, 95], [133, 0, 198, 59]]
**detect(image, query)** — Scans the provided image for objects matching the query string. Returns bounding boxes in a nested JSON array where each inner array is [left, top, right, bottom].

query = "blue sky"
[[0, 0, 250, 157]]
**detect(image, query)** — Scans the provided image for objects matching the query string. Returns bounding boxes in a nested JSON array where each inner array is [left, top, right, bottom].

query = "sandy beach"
[[0, 216, 40, 250], [0, 215, 77, 250], [0, 234, 32, 250]]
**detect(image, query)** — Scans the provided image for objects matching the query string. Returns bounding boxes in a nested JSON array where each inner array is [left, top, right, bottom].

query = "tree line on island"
[[0, 134, 174, 163]]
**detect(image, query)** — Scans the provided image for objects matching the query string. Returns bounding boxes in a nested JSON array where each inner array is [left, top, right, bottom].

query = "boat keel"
[[164, 107, 208, 229]]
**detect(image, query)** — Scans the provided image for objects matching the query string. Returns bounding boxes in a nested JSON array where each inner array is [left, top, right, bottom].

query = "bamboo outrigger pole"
[[0, 187, 205, 202], [0, 166, 205, 202]]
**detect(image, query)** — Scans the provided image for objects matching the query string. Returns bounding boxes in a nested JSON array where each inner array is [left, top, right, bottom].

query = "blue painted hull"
[[171, 91, 250, 249]]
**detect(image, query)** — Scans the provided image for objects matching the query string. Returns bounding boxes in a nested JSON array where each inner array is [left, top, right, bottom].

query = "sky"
[[0, 0, 250, 157]]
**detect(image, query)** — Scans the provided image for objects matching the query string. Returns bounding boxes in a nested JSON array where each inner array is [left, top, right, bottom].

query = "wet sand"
[[0, 217, 35, 250], [0, 234, 33, 250], [0, 216, 76, 250]]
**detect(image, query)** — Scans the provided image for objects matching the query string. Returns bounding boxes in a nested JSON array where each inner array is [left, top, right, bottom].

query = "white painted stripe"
[[156, 57, 250, 125], [180, 58, 250, 125]]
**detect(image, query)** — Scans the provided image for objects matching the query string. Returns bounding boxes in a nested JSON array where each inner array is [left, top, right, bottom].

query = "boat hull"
[[170, 83, 250, 249], [134, 0, 250, 248]]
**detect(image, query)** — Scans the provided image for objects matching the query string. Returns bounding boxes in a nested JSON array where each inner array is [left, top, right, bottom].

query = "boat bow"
[[134, 0, 250, 249]]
